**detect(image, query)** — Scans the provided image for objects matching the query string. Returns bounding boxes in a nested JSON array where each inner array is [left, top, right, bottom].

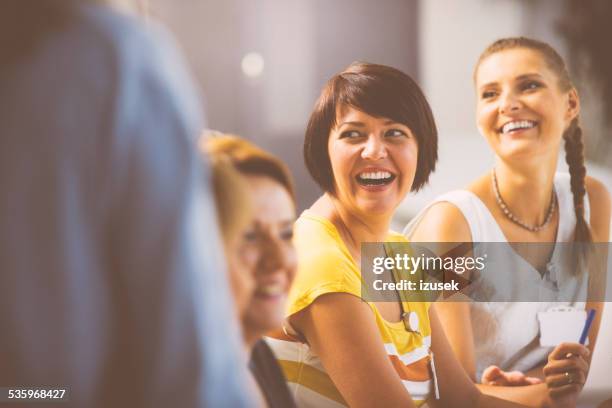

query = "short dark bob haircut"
[[304, 62, 438, 194]]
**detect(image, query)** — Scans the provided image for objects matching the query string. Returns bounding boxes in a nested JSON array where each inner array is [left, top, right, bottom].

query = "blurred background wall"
[[150, 0, 611, 228]]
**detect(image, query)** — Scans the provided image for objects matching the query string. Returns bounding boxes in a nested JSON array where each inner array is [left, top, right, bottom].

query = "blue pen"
[[579, 309, 596, 345]]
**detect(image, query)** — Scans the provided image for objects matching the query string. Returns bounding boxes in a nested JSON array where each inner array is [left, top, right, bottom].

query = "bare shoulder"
[[586, 176, 611, 206], [408, 176, 490, 243], [585, 176, 611, 241], [408, 201, 472, 243]]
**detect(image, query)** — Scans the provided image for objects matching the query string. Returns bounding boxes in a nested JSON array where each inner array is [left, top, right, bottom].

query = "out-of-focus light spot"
[[241, 52, 265, 78]]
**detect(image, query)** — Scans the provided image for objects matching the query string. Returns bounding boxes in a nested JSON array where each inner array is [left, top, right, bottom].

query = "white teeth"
[[358, 171, 392, 180], [501, 120, 536, 134], [256, 284, 284, 296]]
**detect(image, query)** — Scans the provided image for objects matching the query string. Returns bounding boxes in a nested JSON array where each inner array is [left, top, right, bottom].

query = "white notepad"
[[538, 306, 587, 347]]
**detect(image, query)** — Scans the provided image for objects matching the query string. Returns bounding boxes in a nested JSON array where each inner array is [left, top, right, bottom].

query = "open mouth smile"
[[499, 120, 537, 134], [355, 170, 396, 187], [254, 281, 287, 300]]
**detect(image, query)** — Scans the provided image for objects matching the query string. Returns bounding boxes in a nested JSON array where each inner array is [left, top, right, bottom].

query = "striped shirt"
[[268, 211, 436, 407]]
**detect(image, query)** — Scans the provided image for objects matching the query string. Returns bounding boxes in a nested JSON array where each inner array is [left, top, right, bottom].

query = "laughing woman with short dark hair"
[[268, 62, 531, 408]]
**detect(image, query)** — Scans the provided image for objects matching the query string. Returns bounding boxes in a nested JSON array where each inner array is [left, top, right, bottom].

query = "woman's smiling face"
[[475, 47, 579, 161], [327, 105, 418, 218], [241, 175, 296, 338]]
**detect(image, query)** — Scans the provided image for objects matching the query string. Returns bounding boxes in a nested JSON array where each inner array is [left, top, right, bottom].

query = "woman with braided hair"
[[405, 37, 610, 407]]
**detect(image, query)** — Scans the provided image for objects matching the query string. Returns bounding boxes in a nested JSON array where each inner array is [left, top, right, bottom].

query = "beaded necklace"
[[492, 169, 556, 232]]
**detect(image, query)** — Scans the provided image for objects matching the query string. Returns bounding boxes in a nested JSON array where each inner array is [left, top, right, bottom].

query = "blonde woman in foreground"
[[204, 135, 298, 408]]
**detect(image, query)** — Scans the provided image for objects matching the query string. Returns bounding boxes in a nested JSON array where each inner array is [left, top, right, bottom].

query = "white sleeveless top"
[[403, 173, 590, 380]]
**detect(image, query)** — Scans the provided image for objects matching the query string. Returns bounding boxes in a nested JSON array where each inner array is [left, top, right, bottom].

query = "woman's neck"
[[310, 194, 391, 253], [243, 326, 260, 354], [494, 159, 557, 226]]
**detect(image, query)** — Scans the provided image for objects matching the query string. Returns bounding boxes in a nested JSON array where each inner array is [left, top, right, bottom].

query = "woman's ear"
[[566, 88, 580, 123]]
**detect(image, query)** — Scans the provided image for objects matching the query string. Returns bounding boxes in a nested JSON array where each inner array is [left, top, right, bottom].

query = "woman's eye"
[[243, 229, 258, 243], [481, 90, 497, 99], [385, 129, 407, 138], [280, 227, 294, 241], [521, 80, 542, 91], [339, 130, 362, 139]]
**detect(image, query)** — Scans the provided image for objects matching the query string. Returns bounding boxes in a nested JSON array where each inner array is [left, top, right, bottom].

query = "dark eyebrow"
[[479, 73, 544, 90], [280, 219, 295, 227], [478, 81, 497, 91], [338, 119, 401, 127], [337, 121, 366, 128], [516, 73, 544, 81]]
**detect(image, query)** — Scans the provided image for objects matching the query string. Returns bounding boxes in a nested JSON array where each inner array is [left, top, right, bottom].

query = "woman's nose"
[[361, 135, 387, 160], [260, 238, 289, 272], [499, 91, 522, 115]]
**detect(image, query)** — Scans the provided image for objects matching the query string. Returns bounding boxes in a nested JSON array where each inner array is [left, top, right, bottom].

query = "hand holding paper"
[[543, 342, 590, 400]]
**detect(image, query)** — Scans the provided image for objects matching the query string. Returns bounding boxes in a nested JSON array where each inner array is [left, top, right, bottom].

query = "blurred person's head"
[[1, 0, 147, 67], [304, 62, 437, 219], [204, 135, 297, 346], [474, 37, 590, 243], [1, 1, 73, 65], [205, 152, 256, 319]]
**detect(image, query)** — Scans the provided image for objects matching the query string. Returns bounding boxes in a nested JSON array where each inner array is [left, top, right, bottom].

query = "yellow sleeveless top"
[[267, 211, 436, 407]]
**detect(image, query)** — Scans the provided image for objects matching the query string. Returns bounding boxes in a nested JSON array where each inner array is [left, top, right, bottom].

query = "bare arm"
[[410, 202, 477, 375], [583, 176, 610, 364], [290, 291, 529, 408], [411, 203, 551, 406], [290, 293, 417, 408], [428, 307, 529, 408], [586, 176, 611, 244], [433, 302, 477, 379]]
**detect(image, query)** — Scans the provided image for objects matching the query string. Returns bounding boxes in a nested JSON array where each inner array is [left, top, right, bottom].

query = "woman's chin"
[[244, 298, 287, 334], [497, 143, 549, 162], [493, 134, 555, 158], [354, 197, 397, 217]]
